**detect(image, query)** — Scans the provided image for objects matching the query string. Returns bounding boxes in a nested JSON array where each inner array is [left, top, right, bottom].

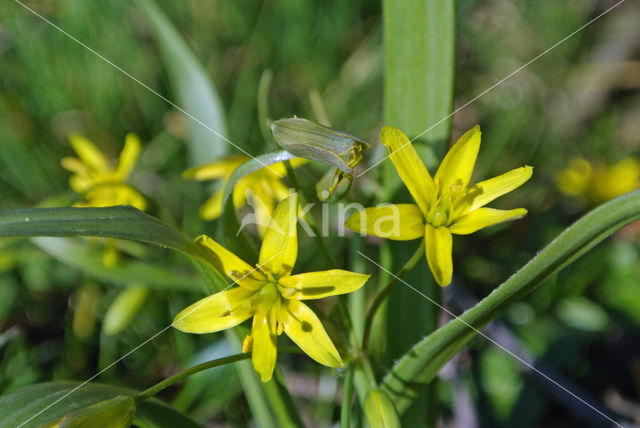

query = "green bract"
[[270, 117, 368, 174]]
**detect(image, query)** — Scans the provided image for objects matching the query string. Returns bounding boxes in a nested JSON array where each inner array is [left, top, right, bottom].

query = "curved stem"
[[361, 241, 425, 352], [135, 346, 301, 403], [340, 365, 355, 428]]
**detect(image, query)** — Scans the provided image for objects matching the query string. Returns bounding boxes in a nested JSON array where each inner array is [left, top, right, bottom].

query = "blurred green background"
[[1, 0, 639, 426]]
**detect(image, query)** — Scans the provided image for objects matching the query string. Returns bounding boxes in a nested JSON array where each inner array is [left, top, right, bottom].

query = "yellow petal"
[[69, 175, 93, 193], [259, 193, 298, 277], [289, 157, 309, 168], [251, 189, 275, 237], [267, 176, 291, 200], [114, 133, 141, 181], [596, 157, 640, 202], [278, 269, 369, 300], [103, 238, 119, 268], [232, 176, 251, 208], [251, 303, 278, 382], [83, 183, 147, 211], [555, 158, 593, 197], [182, 156, 247, 180], [281, 299, 342, 367], [114, 184, 147, 211], [425, 224, 453, 286], [193, 235, 264, 288], [172, 286, 257, 333], [199, 189, 224, 220], [449, 207, 527, 235], [265, 161, 287, 177], [69, 134, 109, 173], [123, 187, 148, 211], [434, 125, 481, 193], [380, 126, 434, 214], [460, 166, 533, 214], [61, 157, 90, 176], [345, 204, 425, 241]]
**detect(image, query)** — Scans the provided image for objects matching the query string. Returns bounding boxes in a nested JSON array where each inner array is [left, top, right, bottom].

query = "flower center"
[[258, 282, 279, 303], [425, 183, 465, 227], [258, 279, 295, 303]]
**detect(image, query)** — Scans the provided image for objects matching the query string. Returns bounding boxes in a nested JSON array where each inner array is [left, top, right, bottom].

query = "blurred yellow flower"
[[556, 157, 640, 205], [183, 155, 306, 234], [346, 126, 532, 286], [173, 194, 369, 382], [61, 133, 147, 267], [61, 133, 147, 211]]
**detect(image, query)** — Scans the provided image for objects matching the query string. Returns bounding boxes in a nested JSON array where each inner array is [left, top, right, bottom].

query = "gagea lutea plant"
[[1, 2, 638, 427]]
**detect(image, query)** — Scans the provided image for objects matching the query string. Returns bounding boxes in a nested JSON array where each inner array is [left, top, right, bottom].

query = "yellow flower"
[[183, 156, 306, 234], [345, 126, 532, 286], [173, 194, 369, 382], [61, 133, 147, 211], [556, 157, 640, 205], [62, 133, 147, 267]]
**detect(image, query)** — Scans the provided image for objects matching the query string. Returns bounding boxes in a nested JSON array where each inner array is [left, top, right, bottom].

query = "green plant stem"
[[362, 241, 425, 352], [135, 347, 300, 403], [135, 354, 247, 403], [348, 236, 366, 343], [346, 235, 377, 415], [340, 365, 355, 428]]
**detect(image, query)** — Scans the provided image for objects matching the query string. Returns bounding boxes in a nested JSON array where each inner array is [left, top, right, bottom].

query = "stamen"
[[281, 287, 297, 298], [242, 335, 253, 353], [229, 270, 245, 279]]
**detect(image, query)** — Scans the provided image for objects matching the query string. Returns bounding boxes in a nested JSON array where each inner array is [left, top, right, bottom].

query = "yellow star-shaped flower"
[[173, 194, 370, 382], [183, 156, 306, 235], [556, 157, 640, 205], [61, 133, 147, 211], [61, 133, 147, 267], [345, 126, 532, 286]]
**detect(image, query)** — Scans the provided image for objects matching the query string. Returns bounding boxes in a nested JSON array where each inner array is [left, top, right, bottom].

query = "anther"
[[281, 288, 297, 298]]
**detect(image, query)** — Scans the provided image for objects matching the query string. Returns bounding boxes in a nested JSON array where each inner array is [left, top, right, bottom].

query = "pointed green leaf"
[[383, 0, 455, 146], [0, 206, 225, 287], [138, 0, 228, 164], [0, 206, 193, 255], [0, 382, 199, 428], [57, 395, 135, 428]]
